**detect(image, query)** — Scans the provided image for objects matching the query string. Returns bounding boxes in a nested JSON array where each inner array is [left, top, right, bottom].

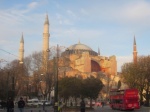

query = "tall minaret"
[[43, 14, 50, 66], [19, 33, 24, 64], [133, 36, 137, 64]]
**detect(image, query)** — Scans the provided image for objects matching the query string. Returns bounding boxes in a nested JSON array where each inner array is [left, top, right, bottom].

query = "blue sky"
[[0, 0, 150, 72]]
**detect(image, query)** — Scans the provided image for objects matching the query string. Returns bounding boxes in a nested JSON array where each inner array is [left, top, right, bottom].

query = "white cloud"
[[114, 1, 150, 25], [55, 13, 73, 25], [66, 10, 77, 18], [27, 2, 39, 9], [80, 1, 150, 26], [52, 27, 104, 42]]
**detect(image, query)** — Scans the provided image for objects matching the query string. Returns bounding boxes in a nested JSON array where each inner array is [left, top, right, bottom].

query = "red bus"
[[109, 88, 140, 111]]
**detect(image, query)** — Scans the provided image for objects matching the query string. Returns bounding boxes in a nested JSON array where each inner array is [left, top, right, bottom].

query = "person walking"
[[6, 97, 14, 112], [101, 101, 104, 108], [43, 101, 46, 111], [18, 97, 25, 112], [80, 99, 85, 112]]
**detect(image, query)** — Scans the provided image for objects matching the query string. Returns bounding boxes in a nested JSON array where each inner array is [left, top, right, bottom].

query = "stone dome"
[[67, 42, 92, 51], [61, 42, 98, 56]]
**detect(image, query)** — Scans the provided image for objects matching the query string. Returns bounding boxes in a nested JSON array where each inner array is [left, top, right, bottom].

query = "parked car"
[[0, 100, 6, 109], [39, 100, 51, 106], [26, 99, 39, 107]]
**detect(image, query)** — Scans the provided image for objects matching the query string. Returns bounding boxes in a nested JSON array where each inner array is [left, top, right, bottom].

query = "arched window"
[[91, 60, 101, 72]]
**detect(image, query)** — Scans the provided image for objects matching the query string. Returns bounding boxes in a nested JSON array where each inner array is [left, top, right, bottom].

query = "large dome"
[[67, 42, 92, 51], [61, 42, 98, 56]]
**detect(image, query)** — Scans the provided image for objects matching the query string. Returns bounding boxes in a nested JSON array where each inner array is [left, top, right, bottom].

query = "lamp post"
[[54, 44, 59, 112]]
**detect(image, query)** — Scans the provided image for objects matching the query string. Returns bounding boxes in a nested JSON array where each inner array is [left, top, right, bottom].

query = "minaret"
[[43, 14, 50, 66], [98, 47, 100, 55], [19, 33, 24, 64], [133, 36, 137, 64]]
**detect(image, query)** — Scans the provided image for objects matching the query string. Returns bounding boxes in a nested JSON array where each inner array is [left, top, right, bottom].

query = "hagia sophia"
[[18, 14, 137, 98]]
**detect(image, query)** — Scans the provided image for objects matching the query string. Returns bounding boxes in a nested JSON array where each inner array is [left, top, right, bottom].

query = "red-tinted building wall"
[[91, 60, 101, 72]]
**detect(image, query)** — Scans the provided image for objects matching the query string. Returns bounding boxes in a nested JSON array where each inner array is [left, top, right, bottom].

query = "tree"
[[81, 76, 104, 108], [117, 80, 121, 89], [0, 59, 27, 100], [121, 63, 139, 88], [121, 55, 150, 106], [30, 51, 53, 100], [58, 76, 82, 105], [58, 76, 103, 108]]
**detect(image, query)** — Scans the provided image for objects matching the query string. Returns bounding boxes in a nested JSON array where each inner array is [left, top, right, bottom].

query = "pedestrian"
[[70, 102, 73, 106], [18, 97, 25, 112], [43, 101, 46, 111], [80, 99, 85, 112], [6, 97, 14, 112], [101, 101, 104, 107], [58, 101, 63, 112]]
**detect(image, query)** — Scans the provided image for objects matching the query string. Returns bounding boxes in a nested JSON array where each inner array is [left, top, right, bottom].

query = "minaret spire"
[[133, 35, 137, 64], [98, 47, 100, 55], [44, 14, 49, 25], [43, 14, 50, 69], [19, 33, 24, 64]]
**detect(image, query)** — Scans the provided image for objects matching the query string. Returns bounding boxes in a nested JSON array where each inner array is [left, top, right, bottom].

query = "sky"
[[0, 0, 150, 72]]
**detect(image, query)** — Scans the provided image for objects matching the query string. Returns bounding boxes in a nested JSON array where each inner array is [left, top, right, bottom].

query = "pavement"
[[0, 106, 95, 112], [1, 105, 149, 112], [0, 106, 53, 112]]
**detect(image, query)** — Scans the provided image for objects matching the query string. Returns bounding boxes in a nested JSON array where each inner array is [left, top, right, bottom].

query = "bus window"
[[109, 88, 140, 110]]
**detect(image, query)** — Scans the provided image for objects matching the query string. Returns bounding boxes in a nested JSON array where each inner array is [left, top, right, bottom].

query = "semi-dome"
[[61, 42, 98, 56]]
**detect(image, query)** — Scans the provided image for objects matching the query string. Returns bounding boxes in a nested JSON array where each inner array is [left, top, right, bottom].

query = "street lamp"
[[54, 44, 59, 112], [53, 44, 66, 112]]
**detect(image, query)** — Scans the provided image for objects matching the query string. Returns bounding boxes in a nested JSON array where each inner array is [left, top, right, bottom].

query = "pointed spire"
[[134, 35, 136, 45], [98, 47, 100, 55], [20, 32, 24, 43], [78, 39, 81, 44], [19, 32, 24, 64], [44, 14, 49, 25], [133, 35, 137, 64], [133, 35, 137, 51]]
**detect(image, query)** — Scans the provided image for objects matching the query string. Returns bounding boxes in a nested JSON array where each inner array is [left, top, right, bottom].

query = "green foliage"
[[81, 76, 104, 99], [121, 55, 150, 106], [58, 77, 82, 99], [58, 76, 104, 100]]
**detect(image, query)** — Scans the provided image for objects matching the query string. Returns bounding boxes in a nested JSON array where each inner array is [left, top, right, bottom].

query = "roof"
[[67, 42, 92, 51]]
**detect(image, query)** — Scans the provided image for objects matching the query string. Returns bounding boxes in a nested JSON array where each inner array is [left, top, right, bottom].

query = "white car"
[[39, 100, 51, 106], [26, 99, 39, 107]]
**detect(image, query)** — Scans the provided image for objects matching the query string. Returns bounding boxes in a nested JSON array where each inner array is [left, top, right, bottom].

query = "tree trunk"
[[139, 88, 143, 105]]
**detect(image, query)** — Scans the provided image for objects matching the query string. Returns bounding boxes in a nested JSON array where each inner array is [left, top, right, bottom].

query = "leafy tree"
[[121, 63, 139, 88], [121, 55, 150, 106], [81, 76, 104, 108], [58, 77, 82, 104]]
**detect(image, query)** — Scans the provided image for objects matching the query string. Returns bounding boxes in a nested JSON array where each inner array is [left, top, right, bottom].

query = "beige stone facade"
[[58, 42, 117, 79]]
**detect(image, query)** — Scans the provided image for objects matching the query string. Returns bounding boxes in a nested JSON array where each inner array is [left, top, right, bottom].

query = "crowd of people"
[[0, 97, 25, 112], [0, 97, 105, 112]]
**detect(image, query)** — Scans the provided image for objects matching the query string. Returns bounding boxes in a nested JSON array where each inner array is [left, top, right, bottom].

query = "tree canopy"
[[121, 55, 150, 106]]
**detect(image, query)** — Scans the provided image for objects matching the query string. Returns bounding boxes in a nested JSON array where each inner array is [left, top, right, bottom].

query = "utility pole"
[[54, 44, 59, 112]]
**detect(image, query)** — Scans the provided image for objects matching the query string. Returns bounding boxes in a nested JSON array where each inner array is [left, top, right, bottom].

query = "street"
[[93, 105, 150, 112], [0, 106, 54, 112], [0, 105, 150, 112]]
